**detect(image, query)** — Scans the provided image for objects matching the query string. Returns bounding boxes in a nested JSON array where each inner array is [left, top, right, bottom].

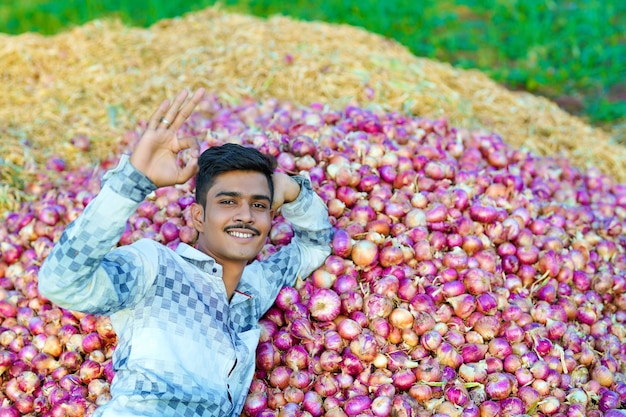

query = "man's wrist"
[[284, 176, 304, 203], [102, 155, 157, 203]]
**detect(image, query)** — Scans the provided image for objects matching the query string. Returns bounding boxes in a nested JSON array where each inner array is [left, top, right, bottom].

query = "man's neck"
[[221, 262, 246, 301]]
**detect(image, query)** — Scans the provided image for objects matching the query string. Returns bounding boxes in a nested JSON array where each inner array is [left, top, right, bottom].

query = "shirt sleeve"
[[253, 175, 333, 316], [38, 155, 159, 315]]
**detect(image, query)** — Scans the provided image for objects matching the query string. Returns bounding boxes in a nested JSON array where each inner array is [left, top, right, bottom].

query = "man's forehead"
[[209, 171, 271, 196]]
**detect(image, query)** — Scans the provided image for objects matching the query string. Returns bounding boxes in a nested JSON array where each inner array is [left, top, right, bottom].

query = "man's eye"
[[253, 203, 268, 209], [220, 200, 235, 205]]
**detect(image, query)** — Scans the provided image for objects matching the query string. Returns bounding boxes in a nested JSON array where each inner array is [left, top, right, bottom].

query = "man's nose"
[[234, 203, 254, 223]]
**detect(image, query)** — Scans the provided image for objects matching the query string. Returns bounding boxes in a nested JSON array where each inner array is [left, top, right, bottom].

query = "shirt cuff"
[[101, 155, 158, 202], [280, 176, 314, 218]]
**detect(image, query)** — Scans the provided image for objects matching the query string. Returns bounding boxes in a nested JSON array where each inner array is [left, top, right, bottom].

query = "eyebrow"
[[215, 191, 271, 202]]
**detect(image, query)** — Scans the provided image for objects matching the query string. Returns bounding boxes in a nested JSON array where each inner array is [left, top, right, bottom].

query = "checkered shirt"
[[38, 155, 333, 417]]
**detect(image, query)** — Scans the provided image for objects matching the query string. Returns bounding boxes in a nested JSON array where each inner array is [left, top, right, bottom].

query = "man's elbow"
[[313, 243, 332, 269], [37, 264, 79, 310], [37, 278, 66, 309]]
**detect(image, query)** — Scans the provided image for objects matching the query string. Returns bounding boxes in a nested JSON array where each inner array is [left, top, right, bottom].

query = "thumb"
[[178, 158, 199, 184]]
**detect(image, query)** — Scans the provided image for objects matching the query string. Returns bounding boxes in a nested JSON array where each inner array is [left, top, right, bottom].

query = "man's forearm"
[[38, 155, 157, 312], [280, 176, 333, 277]]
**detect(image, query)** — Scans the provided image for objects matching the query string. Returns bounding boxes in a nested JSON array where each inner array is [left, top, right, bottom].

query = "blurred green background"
[[1, 0, 625, 136]]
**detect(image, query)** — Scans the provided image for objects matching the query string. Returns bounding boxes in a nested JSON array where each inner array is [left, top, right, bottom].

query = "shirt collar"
[[175, 243, 223, 277], [175, 243, 254, 302]]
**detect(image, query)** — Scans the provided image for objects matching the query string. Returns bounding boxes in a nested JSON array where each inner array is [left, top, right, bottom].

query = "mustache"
[[224, 224, 261, 235]]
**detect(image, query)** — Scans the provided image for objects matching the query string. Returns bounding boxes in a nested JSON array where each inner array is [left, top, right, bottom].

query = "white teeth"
[[229, 231, 254, 238]]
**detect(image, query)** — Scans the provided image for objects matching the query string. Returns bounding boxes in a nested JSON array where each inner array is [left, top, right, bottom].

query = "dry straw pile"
[[1, 6, 624, 213]]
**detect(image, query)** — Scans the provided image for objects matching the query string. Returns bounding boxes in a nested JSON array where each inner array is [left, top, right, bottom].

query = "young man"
[[38, 89, 333, 416]]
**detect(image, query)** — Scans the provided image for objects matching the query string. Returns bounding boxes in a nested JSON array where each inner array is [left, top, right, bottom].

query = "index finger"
[[169, 88, 206, 130], [147, 98, 171, 131], [176, 136, 201, 156]]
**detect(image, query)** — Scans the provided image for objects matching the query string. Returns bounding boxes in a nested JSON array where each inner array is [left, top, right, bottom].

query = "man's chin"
[[232, 249, 263, 263]]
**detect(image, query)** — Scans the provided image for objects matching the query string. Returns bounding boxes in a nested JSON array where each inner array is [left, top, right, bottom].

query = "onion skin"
[[243, 391, 268, 416], [351, 240, 379, 267], [308, 289, 341, 322], [343, 395, 372, 416]]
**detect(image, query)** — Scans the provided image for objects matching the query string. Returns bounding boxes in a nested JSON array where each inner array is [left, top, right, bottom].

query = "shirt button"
[[212, 268, 217, 273]]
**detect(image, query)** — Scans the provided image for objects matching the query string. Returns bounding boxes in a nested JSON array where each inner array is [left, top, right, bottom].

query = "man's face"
[[191, 170, 273, 266]]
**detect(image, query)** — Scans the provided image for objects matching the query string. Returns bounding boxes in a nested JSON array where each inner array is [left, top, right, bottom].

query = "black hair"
[[195, 143, 277, 210]]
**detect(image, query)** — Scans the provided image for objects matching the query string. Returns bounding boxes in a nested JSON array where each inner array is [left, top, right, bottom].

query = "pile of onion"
[[0, 93, 624, 417]]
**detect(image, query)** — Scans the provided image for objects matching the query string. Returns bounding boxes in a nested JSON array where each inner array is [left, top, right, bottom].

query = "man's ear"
[[190, 202, 205, 233]]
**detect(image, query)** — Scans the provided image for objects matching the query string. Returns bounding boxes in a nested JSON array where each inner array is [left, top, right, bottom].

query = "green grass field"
[[1, 0, 624, 129]]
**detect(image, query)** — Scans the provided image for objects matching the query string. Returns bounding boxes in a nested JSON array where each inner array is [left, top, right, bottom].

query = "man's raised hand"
[[130, 88, 206, 187]]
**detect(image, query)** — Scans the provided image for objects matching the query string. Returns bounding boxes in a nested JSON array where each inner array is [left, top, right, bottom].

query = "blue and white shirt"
[[38, 155, 333, 416]]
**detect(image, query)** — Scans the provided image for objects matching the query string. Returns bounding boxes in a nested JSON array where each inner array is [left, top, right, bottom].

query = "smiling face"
[[191, 170, 273, 269]]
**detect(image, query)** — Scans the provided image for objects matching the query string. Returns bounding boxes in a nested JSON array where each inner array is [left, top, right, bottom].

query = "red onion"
[[485, 372, 514, 400], [446, 293, 476, 319], [244, 391, 268, 416], [363, 293, 394, 319], [388, 307, 413, 330], [275, 286, 300, 311], [349, 332, 378, 362], [445, 381, 469, 406], [314, 373, 339, 397], [459, 363, 488, 384], [341, 350, 365, 376], [0, 406, 20, 417], [283, 386, 304, 404], [333, 274, 359, 295], [308, 289, 341, 321], [537, 395, 560, 414], [332, 229, 353, 257], [284, 345, 308, 370], [390, 394, 419, 417], [463, 268, 492, 295], [460, 343, 488, 364], [159, 221, 180, 243], [16, 370, 40, 394], [336, 318, 361, 340], [269, 221, 294, 245], [592, 364, 614, 387], [499, 396, 525, 416], [340, 290, 363, 315], [371, 395, 392, 417], [81, 332, 102, 353], [79, 360, 103, 383], [0, 299, 18, 317], [391, 368, 416, 391], [319, 350, 342, 372], [350, 239, 378, 267], [421, 330, 443, 351], [469, 204, 498, 223], [256, 341, 280, 372], [284, 302, 308, 323], [473, 315, 501, 340], [343, 395, 372, 416], [302, 390, 324, 417]]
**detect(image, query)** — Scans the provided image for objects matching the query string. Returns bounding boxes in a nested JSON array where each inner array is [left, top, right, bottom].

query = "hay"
[[0, 6, 624, 215]]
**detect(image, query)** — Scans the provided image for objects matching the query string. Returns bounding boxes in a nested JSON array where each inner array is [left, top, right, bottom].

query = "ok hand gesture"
[[130, 88, 206, 187]]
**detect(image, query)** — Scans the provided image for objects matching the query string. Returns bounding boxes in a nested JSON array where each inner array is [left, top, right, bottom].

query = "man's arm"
[[278, 175, 333, 280], [38, 89, 206, 313], [38, 157, 159, 313], [251, 174, 333, 316]]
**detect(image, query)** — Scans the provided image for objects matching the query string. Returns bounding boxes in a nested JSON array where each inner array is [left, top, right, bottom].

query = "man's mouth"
[[225, 224, 260, 239], [227, 230, 256, 239]]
